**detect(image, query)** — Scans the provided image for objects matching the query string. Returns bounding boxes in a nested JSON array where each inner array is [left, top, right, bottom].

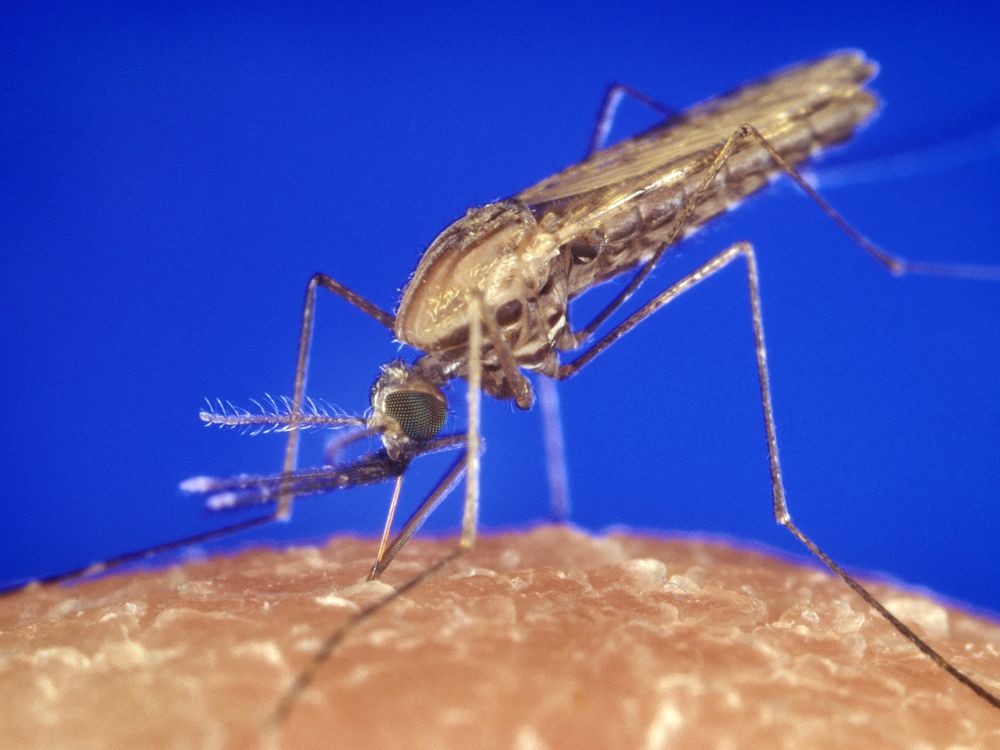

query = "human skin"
[[2, 525, 999, 750]]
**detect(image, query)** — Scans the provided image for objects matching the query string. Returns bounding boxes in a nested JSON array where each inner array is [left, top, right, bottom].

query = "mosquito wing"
[[515, 51, 879, 296]]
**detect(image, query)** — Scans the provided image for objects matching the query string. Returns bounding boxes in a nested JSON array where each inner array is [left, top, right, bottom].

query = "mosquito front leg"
[[279, 273, 396, 518], [557, 241, 1000, 711], [537, 376, 571, 522], [265, 454, 468, 729], [267, 300, 489, 729], [0, 514, 275, 596], [367, 474, 405, 580], [369, 294, 487, 574], [460, 293, 484, 549]]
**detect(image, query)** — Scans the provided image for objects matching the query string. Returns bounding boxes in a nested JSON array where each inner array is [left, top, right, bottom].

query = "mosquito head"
[[370, 360, 447, 459]]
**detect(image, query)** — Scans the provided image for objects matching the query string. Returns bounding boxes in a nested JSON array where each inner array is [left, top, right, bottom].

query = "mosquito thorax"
[[393, 200, 558, 355], [369, 360, 448, 459]]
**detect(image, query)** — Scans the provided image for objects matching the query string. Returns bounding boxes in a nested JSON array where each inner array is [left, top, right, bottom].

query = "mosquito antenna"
[[199, 395, 366, 434]]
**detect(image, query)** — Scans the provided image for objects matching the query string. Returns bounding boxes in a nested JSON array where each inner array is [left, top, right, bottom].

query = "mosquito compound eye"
[[384, 390, 447, 441]]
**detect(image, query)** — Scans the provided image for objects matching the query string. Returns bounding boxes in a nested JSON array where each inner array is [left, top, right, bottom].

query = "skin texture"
[[2, 525, 999, 750]]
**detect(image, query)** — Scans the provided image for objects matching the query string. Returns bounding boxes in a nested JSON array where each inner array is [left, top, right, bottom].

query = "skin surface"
[[2, 525, 999, 750]]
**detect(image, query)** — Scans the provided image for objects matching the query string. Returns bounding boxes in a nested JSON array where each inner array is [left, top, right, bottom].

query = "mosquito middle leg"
[[585, 83, 678, 158], [279, 273, 396, 518], [534, 85, 677, 521]]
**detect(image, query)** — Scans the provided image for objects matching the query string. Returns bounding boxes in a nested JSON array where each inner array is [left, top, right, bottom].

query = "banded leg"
[[557, 241, 1000, 712], [279, 274, 395, 518]]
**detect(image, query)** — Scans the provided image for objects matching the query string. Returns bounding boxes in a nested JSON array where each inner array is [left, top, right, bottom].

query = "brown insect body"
[[395, 52, 878, 404]]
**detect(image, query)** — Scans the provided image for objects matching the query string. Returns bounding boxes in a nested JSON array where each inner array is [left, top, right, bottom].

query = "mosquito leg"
[[268, 305, 488, 728], [460, 294, 484, 550], [586, 83, 678, 158], [366, 455, 468, 580], [572, 121, 1000, 350], [265, 479, 467, 730], [479, 303, 534, 409], [370, 295, 487, 575], [279, 274, 396, 519], [734, 123, 1000, 280], [0, 514, 275, 596], [570, 124, 758, 344], [539, 81, 676, 522], [558, 241, 1000, 712], [537, 376, 571, 522], [366, 475, 404, 581]]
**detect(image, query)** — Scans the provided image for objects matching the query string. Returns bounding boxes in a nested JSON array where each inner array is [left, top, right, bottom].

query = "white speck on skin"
[[514, 725, 550, 750], [231, 640, 286, 669], [622, 558, 668, 589], [293, 638, 321, 653], [96, 640, 182, 670], [341, 580, 395, 599], [35, 675, 58, 701], [33, 647, 90, 670], [499, 548, 520, 568], [666, 574, 700, 594], [46, 599, 83, 620], [313, 593, 359, 610], [456, 566, 498, 579], [644, 702, 683, 750], [832, 599, 865, 634]]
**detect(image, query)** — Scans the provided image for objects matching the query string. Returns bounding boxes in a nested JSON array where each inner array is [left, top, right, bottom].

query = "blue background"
[[3, 3, 999, 615]]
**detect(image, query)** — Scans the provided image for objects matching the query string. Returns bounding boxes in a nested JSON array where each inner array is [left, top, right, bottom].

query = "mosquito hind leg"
[[572, 120, 1000, 355], [557, 240, 1000, 712], [278, 274, 396, 519], [735, 123, 1000, 280]]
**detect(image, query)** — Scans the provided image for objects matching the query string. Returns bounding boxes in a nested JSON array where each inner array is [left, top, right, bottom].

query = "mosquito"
[[5, 50, 999, 726]]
